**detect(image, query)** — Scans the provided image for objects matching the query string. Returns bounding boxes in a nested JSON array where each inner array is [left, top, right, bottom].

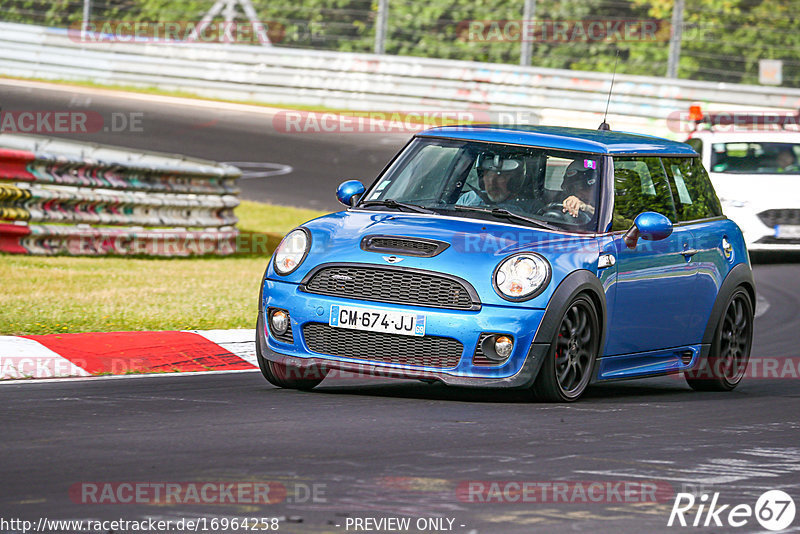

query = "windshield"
[[711, 142, 800, 174], [358, 138, 603, 232]]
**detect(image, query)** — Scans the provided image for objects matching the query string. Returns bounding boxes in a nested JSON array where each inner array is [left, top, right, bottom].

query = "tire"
[[686, 287, 753, 392], [532, 295, 600, 402], [256, 315, 327, 390]]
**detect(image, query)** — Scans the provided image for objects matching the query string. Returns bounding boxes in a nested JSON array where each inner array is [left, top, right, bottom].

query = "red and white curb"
[[0, 329, 258, 380], [2, 294, 771, 381]]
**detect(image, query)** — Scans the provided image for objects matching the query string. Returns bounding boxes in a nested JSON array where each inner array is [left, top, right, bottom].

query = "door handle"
[[681, 249, 698, 258]]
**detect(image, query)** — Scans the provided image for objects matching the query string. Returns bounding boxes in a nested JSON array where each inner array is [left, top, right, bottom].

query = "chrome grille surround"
[[301, 264, 480, 311], [758, 209, 800, 228]]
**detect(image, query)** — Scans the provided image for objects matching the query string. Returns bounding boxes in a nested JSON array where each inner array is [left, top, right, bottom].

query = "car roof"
[[417, 124, 698, 156]]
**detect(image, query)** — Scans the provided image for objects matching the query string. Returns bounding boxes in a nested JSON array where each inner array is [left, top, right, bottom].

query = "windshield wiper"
[[360, 199, 436, 214], [453, 205, 560, 232]]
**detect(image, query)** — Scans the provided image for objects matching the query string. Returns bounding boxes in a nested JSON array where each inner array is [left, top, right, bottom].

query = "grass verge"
[[0, 201, 327, 335]]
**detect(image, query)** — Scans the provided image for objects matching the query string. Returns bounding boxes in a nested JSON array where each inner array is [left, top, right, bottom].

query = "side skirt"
[[594, 344, 710, 382]]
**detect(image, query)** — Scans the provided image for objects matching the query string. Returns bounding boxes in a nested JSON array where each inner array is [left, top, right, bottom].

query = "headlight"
[[493, 253, 551, 301], [273, 228, 310, 275]]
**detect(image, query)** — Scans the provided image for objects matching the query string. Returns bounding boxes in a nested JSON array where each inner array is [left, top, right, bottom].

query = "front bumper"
[[259, 278, 549, 388], [726, 205, 800, 250]]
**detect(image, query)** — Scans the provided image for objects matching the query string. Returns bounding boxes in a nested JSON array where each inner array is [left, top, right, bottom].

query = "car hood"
[[269, 209, 600, 308], [711, 172, 800, 212]]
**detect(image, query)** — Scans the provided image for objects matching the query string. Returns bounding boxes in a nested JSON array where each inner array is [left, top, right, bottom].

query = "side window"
[[611, 157, 677, 231], [663, 157, 723, 221]]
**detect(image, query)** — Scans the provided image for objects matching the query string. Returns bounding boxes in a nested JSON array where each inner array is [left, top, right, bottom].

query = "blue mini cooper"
[[257, 125, 755, 402]]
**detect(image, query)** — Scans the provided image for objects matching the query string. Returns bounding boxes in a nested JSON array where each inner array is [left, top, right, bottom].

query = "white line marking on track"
[[225, 161, 293, 179], [755, 294, 770, 318], [576, 447, 800, 485]]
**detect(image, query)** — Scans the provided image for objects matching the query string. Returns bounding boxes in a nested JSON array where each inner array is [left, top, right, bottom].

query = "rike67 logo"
[[668, 490, 796, 531]]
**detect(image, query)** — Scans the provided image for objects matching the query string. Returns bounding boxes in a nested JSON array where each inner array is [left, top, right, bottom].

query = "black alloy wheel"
[[532, 295, 600, 402], [686, 288, 753, 391]]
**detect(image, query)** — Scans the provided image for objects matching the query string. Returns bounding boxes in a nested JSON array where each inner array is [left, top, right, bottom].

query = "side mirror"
[[623, 211, 673, 249], [336, 180, 365, 207]]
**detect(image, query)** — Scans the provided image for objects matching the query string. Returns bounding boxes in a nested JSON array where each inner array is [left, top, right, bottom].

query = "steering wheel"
[[537, 202, 592, 225]]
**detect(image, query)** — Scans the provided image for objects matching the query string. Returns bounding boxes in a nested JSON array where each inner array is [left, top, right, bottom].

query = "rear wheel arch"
[[688, 286, 753, 391], [702, 263, 756, 346], [741, 281, 756, 313]]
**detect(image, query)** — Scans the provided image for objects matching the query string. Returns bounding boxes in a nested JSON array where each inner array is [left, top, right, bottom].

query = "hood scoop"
[[361, 235, 449, 258]]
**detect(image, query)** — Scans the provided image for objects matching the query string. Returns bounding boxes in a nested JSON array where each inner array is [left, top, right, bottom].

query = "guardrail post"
[[190, 0, 271, 45], [374, 0, 389, 55], [667, 0, 684, 78], [81, 0, 92, 40], [520, 0, 536, 66]]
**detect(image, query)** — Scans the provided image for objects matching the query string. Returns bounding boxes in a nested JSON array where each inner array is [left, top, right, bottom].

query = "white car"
[[686, 117, 800, 250]]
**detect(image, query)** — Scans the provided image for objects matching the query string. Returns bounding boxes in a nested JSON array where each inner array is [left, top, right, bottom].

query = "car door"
[[604, 156, 699, 356], [663, 156, 728, 343]]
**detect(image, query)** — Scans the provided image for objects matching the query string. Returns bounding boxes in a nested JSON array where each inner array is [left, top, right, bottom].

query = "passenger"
[[561, 159, 598, 218]]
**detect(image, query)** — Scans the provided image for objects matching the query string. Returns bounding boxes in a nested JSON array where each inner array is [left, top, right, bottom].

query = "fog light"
[[494, 336, 513, 358], [270, 310, 289, 335]]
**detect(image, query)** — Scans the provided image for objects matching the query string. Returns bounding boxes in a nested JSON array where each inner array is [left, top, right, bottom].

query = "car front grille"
[[302, 323, 463, 369], [757, 209, 800, 227], [303, 265, 477, 310], [755, 236, 800, 245]]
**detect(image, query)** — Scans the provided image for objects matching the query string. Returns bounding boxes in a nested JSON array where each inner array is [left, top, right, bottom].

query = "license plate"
[[329, 305, 426, 337], [775, 225, 800, 239]]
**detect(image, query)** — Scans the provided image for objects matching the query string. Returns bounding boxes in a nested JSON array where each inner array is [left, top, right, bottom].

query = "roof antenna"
[[599, 50, 620, 131]]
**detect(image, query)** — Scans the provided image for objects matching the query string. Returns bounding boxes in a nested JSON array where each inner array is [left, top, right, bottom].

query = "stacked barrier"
[[0, 135, 241, 256]]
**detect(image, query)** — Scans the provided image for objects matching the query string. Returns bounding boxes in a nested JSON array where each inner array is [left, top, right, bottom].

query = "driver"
[[457, 155, 529, 208], [777, 148, 799, 172], [561, 159, 598, 218]]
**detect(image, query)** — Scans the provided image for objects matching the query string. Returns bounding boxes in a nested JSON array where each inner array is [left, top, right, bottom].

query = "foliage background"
[[2, 0, 799, 86]]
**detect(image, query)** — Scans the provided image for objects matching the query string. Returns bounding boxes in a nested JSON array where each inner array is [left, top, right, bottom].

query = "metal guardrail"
[[2, 21, 800, 134], [0, 134, 241, 256]]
